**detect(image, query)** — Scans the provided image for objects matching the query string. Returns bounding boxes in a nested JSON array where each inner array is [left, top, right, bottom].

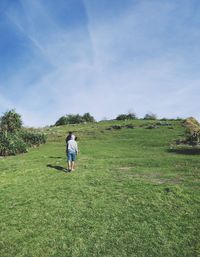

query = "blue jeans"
[[67, 150, 76, 161]]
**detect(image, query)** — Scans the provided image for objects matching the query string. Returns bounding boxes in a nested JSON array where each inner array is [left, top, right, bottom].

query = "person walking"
[[67, 136, 78, 172], [65, 131, 75, 157]]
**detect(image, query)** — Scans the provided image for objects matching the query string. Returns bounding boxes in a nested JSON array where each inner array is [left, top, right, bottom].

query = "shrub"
[[144, 112, 157, 120], [116, 112, 137, 120], [0, 133, 27, 156], [55, 113, 95, 126], [55, 116, 68, 126], [0, 110, 47, 156], [116, 114, 127, 120], [66, 114, 84, 124], [20, 131, 47, 147], [171, 117, 200, 152], [82, 113, 95, 122], [183, 117, 200, 145], [0, 109, 22, 133]]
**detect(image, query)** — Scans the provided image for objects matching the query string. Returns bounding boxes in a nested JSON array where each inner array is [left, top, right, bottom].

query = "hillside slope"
[[0, 120, 199, 257]]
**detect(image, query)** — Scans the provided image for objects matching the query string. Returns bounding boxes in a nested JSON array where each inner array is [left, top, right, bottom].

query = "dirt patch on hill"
[[118, 166, 133, 171], [118, 169, 183, 185], [137, 173, 183, 185]]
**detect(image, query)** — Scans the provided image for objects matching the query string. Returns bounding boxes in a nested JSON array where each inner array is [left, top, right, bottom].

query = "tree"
[[144, 112, 157, 120], [0, 109, 46, 156], [55, 113, 96, 126], [82, 113, 95, 122], [55, 116, 68, 126], [66, 114, 84, 124], [116, 112, 137, 121], [126, 112, 137, 119], [0, 109, 22, 133]]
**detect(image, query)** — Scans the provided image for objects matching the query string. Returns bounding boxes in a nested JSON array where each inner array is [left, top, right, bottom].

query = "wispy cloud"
[[0, 0, 200, 126]]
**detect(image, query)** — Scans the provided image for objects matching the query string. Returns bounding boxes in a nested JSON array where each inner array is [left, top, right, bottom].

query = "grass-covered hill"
[[0, 119, 199, 257]]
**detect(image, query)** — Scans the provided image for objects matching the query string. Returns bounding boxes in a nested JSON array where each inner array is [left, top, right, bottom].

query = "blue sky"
[[0, 0, 200, 126]]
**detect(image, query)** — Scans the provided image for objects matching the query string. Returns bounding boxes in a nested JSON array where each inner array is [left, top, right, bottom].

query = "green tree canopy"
[[116, 112, 137, 121], [55, 113, 95, 126], [0, 109, 22, 133], [144, 113, 157, 120], [82, 113, 95, 122]]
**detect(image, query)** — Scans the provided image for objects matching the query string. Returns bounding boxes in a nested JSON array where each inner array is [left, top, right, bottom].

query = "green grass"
[[0, 120, 200, 257]]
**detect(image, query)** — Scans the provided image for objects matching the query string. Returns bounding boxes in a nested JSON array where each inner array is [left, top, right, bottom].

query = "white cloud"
[[0, 0, 200, 126]]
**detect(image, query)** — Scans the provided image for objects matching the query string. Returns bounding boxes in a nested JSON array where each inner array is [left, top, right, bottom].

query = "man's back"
[[67, 139, 78, 152]]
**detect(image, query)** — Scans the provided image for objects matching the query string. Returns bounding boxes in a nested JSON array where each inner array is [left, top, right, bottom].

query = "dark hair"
[[66, 132, 73, 143], [75, 136, 78, 141]]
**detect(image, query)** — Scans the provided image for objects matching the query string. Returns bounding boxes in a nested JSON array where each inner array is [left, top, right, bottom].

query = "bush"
[[116, 114, 127, 120], [20, 131, 47, 147], [183, 117, 200, 145], [144, 113, 157, 120], [55, 113, 95, 126], [67, 114, 84, 124], [0, 109, 22, 133], [55, 116, 68, 126], [0, 133, 27, 156], [116, 112, 137, 121], [82, 113, 95, 122], [171, 117, 200, 153], [0, 110, 47, 156]]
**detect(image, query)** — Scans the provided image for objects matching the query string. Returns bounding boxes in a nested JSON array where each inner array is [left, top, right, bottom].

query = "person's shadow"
[[47, 164, 67, 172]]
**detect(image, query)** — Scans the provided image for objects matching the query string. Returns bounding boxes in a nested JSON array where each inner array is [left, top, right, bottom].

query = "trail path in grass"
[[0, 120, 200, 257]]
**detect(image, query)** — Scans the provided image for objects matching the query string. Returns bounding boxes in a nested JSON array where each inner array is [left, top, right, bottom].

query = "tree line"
[[1, 109, 199, 156], [54, 112, 159, 126]]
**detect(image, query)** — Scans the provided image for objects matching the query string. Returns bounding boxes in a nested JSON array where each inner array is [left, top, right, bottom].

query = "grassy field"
[[0, 119, 199, 257]]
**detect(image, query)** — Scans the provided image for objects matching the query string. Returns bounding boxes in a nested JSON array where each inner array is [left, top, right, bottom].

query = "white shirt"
[[67, 139, 78, 153]]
